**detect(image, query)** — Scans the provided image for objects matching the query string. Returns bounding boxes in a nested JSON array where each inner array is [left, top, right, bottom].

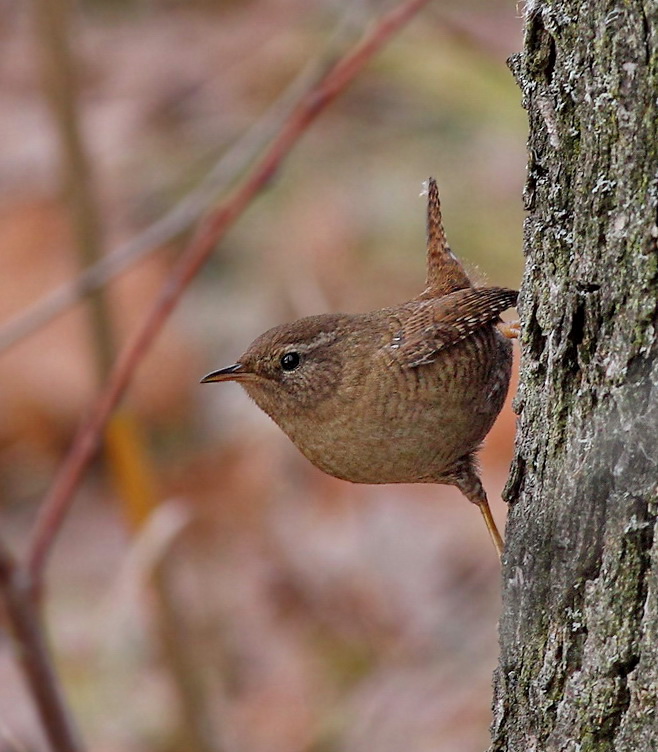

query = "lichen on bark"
[[491, 2, 658, 750]]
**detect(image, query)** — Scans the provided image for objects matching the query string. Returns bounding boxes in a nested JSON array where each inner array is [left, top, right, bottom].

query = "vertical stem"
[[17, 1, 115, 748], [152, 557, 221, 752], [33, 0, 114, 374]]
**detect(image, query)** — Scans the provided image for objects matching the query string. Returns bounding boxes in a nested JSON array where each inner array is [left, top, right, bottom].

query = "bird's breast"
[[272, 325, 512, 485]]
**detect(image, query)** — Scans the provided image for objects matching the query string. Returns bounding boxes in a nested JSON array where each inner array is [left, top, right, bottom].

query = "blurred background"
[[0, 0, 525, 750]]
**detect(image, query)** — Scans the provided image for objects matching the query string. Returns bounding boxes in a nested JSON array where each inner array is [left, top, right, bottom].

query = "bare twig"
[[0, 541, 84, 752], [0, 6, 367, 355], [26, 0, 431, 585], [2, 10, 365, 750], [41, 4, 426, 563]]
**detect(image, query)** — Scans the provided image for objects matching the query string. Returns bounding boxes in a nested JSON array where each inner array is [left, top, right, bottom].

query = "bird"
[[202, 178, 518, 558]]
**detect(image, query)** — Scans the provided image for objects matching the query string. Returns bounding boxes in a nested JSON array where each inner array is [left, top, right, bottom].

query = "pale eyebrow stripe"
[[282, 330, 338, 353]]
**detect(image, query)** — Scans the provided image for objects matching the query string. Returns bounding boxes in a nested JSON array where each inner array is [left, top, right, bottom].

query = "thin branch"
[[26, 0, 431, 584], [0, 6, 366, 355], [0, 540, 84, 752]]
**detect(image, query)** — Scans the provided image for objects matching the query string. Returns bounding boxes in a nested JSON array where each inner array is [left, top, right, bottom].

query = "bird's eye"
[[280, 351, 301, 371]]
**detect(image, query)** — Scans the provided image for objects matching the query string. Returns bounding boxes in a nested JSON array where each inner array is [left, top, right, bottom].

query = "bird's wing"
[[393, 286, 518, 368]]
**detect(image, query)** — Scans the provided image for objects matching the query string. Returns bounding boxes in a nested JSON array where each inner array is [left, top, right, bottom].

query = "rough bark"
[[492, 2, 658, 750]]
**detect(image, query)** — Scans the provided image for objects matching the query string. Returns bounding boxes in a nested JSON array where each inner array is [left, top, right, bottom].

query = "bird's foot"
[[497, 320, 520, 339]]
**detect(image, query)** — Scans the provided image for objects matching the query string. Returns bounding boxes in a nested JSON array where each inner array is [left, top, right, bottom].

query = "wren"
[[202, 179, 518, 558]]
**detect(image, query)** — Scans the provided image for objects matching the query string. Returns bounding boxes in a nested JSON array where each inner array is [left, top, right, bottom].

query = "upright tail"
[[423, 177, 472, 297]]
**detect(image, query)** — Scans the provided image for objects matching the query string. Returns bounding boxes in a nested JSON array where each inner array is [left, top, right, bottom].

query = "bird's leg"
[[472, 491, 504, 559], [497, 320, 520, 339], [447, 457, 504, 560]]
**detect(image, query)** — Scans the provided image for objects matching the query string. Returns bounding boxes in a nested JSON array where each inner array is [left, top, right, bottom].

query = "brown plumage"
[[202, 178, 518, 557]]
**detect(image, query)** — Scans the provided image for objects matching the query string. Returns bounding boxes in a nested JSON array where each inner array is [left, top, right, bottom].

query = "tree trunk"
[[492, 2, 658, 750]]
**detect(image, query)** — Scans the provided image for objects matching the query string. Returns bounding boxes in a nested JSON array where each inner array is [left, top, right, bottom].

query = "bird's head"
[[201, 313, 353, 420]]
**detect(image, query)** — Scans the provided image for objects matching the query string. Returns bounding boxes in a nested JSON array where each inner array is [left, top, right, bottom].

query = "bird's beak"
[[200, 363, 250, 383]]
